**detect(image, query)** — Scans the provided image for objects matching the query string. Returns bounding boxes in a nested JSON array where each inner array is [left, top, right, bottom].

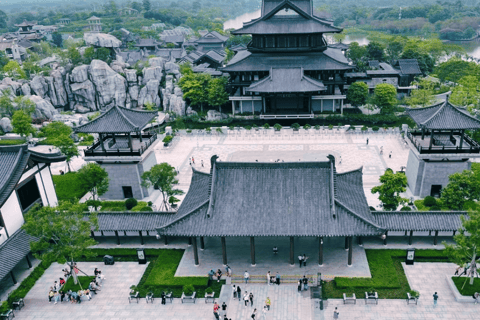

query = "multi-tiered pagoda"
[[222, 0, 354, 118]]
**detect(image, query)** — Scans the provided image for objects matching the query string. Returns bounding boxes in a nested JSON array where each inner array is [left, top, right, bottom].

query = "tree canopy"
[[77, 163, 109, 207], [12, 109, 34, 137], [141, 163, 183, 211], [347, 82, 369, 107], [207, 77, 229, 108], [41, 122, 79, 172], [371, 168, 407, 210], [373, 83, 397, 112], [406, 78, 435, 107], [441, 169, 480, 210]]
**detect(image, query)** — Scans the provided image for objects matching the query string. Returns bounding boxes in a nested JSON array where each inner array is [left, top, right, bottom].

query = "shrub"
[[148, 201, 153, 206], [0, 139, 26, 145], [205, 287, 213, 294], [263, 123, 270, 129], [245, 125, 252, 130], [304, 124, 311, 130], [183, 284, 195, 295], [361, 125, 368, 131], [400, 206, 412, 211], [229, 125, 234, 130], [125, 198, 138, 210], [423, 196, 437, 207], [274, 123, 282, 131], [372, 126, 380, 131], [162, 135, 173, 144], [205, 127, 211, 132], [430, 205, 441, 211], [85, 199, 101, 208], [328, 124, 333, 130], [291, 123, 300, 130], [132, 206, 153, 212], [216, 128, 223, 133], [186, 129, 192, 133], [314, 125, 320, 130]]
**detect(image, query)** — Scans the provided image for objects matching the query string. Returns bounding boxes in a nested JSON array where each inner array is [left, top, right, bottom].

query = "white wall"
[[0, 226, 7, 245], [0, 191, 24, 237], [40, 166, 58, 206]]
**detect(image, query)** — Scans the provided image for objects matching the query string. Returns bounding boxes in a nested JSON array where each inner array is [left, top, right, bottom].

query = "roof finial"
[[445, 93, 449, 104], [210, 155, 219, 174]]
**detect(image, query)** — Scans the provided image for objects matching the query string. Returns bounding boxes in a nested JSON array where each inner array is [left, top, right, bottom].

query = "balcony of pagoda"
[[83, 133, 157, 158], [407, 130, 480, 155]]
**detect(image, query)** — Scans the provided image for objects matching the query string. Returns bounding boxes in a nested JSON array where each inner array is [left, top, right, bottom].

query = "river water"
[[224, 13, 480, 59]]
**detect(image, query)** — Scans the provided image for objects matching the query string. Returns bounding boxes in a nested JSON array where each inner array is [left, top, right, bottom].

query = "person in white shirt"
[[244, 271, 250, 284]]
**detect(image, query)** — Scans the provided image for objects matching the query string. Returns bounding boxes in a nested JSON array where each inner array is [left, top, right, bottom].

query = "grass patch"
[[52, 172, 88, 202], [324, 249, 450, 299], [62, 276, 95, 292], [0, 139, 26, 145], [451, 277, 480, 296], [99, 201, 147, 211]]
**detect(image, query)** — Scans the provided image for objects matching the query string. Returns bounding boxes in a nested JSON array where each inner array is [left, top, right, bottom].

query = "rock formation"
[[0, 117, 13, 133], [83, 33, 122, 48]]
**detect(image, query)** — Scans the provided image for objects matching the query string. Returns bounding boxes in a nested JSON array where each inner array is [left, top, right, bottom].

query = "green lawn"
[[324, 249, 450, 299], [52, 172, 88, 202], [62, 276, 95, 292], [452, 277, 480, 296], [0, 139, 26, 145]]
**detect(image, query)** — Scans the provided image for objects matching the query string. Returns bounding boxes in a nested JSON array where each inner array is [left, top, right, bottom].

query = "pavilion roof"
[[246, 67, 326, 93], [158, 157, 384, 237], [233, 0, 341, 35], [0, 229, 37, 282], [195, 31, 228, 44], [373, 211, 465, 231], [15, 20, 36, 27], [221, 48, 353, 72], [74, 106, 157, 134], [0, 145, 65, 208], [396, 59, 422, 75], [406, 100, 480, 130]]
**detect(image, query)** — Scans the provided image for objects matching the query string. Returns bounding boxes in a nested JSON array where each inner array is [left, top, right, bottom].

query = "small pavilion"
[[405, 98, 480, 197], [158, 155, 385, 267], [74, 106, 159, 199], [87, 16, 102, 33]]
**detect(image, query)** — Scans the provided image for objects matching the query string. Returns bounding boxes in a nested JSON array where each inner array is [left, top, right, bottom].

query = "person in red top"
[[213, 302, 220, 320]]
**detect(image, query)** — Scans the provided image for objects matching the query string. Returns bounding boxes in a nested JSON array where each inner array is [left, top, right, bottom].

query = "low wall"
[[445, 275, 477, 303]]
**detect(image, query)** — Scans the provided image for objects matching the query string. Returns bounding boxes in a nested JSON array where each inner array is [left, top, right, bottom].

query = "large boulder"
[[21, 83, 31, 96], [142, 66, 163, 85], [125, 69, 138, 84], [45, 69, 68, 107], [149, 57, 164, 67], [88, 60, 127, 109], [0, 78, 22, 96], [70, 80, 97, 112], [169, 94, 185, 117], [206, 109, 227, 121], [83, 33, 121, 48], [29, 95, 58, 120], [138, 80, 161, 107], [30, 76, 49, 98], [0, 117, 13, 133], [70, 65, 90, 83]]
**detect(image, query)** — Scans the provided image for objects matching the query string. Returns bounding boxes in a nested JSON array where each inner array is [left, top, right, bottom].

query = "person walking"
[[333, 307, 339, 319], [297, 279, 302, 292], [266, 271, 271, 285], [262, 305, 268, 319], [265, 297, 271, 311], [249, 292, 254, 307], [303, 275, 309, 290], [251, 308, 257, 319], [276, 272, 281, 285], [213, 302, 220, 320], [389, 151, 392, 159], [339, 156, 342, 165], [366, 137, 369, 145], [201, 159, 204, 167], [244, 292, 249, 307], [303, 254, 308, 267], [298, 255, 303, 268], [474, 292, 479, 304], [192, 156, 195, 164], [222, 302, 227, 313], [237, 286, 242, 301], [232, 285, 236, 299], [226, 265, 232, 277], [161, 291, 166, 305], [433, 292, 439, 306], [244, 271, 250, 284]]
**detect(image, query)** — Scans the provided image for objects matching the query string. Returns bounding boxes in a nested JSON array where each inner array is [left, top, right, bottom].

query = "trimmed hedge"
[[451, 277, 480, 296], [52, 173, 88, 202], [0, 139, 26, 145]]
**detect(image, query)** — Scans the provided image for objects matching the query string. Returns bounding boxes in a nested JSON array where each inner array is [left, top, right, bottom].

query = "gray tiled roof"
[[406, 101, 480, 130], [0, 229, 37, 281], [397, 59, 422, 75], [158, 158, 384, 237], [74, 106, 157, 133], [97, 212, 175, 231], [246, 67, 326, 93], [373, 211, 465, 231], [222, 49, 352, 72], [195, 31, 228, 44], [329, 42, 349, 50]]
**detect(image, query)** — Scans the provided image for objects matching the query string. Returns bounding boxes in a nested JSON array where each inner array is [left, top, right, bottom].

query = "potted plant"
[[361, 125, 368, 132], [186, 129, 192, 134], [314, 125, 321, 130], [245, 125, 252, 130], [372, 126, 379, 132], [337, 123, 342, 130], [367, 288, 376, 297], [409, 290, 420, 299], [304, 124, 311, 130], [183, 285, 195, 296], [204, 287, 215, 301], [291, 123, 300, 131], [274, 123, 282, 132], [168, 196, 180, 208], [263, 123, 270, 129], [328, 124, 334, 130], [228, 125, 234, 131], [205, 127, 212, 134], [216, 128, 223, 134], [252, 124, 259, 131], [163, 135, 173, 146]]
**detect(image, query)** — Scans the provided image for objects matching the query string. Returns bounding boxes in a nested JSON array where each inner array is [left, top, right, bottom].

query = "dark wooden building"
[[222, 0, 354, 118]]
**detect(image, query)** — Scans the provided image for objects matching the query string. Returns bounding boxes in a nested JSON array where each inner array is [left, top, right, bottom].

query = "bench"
[[181, 292, 196, 303], [128, 291, 139, 304], [365, 292, 378, 305], [343, 293, 356, 304], [0, 309, 14, 320], [205, 292, 215, 304], [12, 298, 24, 310], [146, 293, 154, 303], [406, 293, 418, 305], [165, 292, 173, 303]]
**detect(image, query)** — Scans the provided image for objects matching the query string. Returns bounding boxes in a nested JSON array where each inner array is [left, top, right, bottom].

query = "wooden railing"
[[84, 133, 157, 157], [407, 131, 480, 154]]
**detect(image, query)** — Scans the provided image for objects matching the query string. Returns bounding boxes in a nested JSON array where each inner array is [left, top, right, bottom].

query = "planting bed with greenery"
[[52, 172, 89, 202], [0, 139, 26, 145], [323, 249, 451, 299], [62, 276, 95, 292], [451, 277, 480, 296]]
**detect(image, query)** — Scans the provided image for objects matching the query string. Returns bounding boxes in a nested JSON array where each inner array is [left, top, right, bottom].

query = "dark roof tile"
[[0, 229, 37, 281]]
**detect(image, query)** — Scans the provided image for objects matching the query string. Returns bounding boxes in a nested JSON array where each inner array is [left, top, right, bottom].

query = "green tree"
[[132, 1, 143, 11], [373, 83, 397, 112], [54, 135, 79, 172], [143, 0, 151, 11], [346, 42, 368, 71], [386, 37, 405, 64], [77, 163, 109, 209], [0, 9, 7, 29], [435, 58, 480, 84], [12, 109, 34, 137], [407, 78, 435, 107], [347, 82, 369, 106], [366, 41, 385, 61], [371, 168, 407, 211], [14, 95, 35, 114], [22, 201, 98, 280], [179, 72, 211, 111], [443, 210, 480, 286], [41, 121, 73, 138], [83, 46, 95, 64], [67, 47, 82, 65], [141, 163, 183, 211], [441, 170, 480, 210], [0, 52, 9, 70], [450, 76, 480, 109], [0, 89, 14, 117], [207, 77, 229, 109], [52, 32, 63, 48], [3, 60, 27, 79]]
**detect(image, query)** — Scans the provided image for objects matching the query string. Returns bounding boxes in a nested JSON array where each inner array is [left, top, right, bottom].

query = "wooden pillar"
[[453, 230, 456, 236], [10, 271, 17, 284], [289, 236, 294, 266], [99, 133, 106, 152], [221, 237, 227, 265], [434, 231, 439, 246], [26, 255, 32, 268], [240, 100, 243, 114], [345, 237, 348, 250], [251, 100, 254, 115], [460, 129, 465, 149], [139, 231, 144, 245], [347, 236, 353, 266], [341, 99, 344, 115], [192, 237, 199, 266], [320, 99, 323, 113], [318, 237, 323, 266], [429, 130, 434, 149], [231, 100, 235, 117], [404, 231, 408, 236], [421, 128, 425, 140], [164, 235, 168, 246], [188, 237, 192, 246], [250, 237, 256, 266], [357, 236, 363, 246], [408, 231, 413, 246], [383, 231, 388, 246], [139, 131, 143, 142], [200, 237, 205, 250], [115, 230, 120, 245]]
